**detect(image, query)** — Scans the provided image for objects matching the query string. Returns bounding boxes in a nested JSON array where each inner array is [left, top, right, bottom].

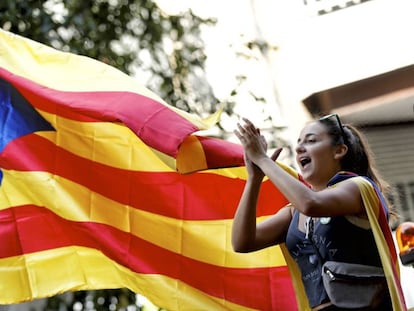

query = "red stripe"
[[0, 205, 296, 310], [196, 135, 245, 169], [377, 202, 407, 304], [0, 68, 198, 157], [0, 134, 289, 220]]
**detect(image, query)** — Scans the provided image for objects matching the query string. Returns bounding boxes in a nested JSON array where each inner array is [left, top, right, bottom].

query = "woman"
[[232, 115, 406, 310]]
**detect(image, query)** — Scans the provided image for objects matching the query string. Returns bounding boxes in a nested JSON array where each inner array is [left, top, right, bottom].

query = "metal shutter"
[[362, 122, 414, 222]]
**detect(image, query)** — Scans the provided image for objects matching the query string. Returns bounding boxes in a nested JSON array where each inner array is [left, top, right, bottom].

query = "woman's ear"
[[334, 144, 348, 160]]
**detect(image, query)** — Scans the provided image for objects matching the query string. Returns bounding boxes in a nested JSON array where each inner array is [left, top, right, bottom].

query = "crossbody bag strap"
[[305, 217, 325, 264]]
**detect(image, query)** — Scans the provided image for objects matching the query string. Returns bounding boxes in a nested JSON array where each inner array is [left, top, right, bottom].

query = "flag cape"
[[354, 177, 407, 310], [288, 174, 407, 310], [0, 30, 301, 310]]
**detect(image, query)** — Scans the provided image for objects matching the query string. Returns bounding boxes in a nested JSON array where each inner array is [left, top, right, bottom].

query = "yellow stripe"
[[0, 29, 156, 95], [36, 111, 298, 179], [281, 245, 311, 311], [0, 170, 286, 268], [0, 246, 256, 310], [200, 161, 299, 182], [354, 177, 406, 311], [176, 135, 208, 173], [0, 29, 219, 131], [35, 111, 176, 172]]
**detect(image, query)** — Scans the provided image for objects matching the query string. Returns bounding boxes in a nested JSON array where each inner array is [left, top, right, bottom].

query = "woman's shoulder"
[[327, 174, 381, 218], [331, 174, 376, 193], [343, 175, 377, 194], [344, 175, 385, 219]]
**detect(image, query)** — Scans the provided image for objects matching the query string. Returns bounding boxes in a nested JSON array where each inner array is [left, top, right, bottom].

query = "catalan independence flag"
[[0, 30, 300, 310]]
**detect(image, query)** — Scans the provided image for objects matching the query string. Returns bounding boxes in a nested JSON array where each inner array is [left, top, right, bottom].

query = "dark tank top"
[[285, 175, 384, 308]]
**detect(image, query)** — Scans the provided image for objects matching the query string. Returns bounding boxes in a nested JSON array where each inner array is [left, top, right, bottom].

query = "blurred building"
[[252, 0, 414, 224]]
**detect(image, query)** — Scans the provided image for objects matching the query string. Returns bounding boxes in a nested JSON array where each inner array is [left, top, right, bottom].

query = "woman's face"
[[295, 121, 342, 190]]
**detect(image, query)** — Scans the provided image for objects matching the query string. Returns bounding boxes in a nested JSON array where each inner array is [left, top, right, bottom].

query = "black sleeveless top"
[[285, 174, 385, 308]]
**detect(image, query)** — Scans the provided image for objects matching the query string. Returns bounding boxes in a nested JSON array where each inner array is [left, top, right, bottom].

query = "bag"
[[322, 261, 387, 309]]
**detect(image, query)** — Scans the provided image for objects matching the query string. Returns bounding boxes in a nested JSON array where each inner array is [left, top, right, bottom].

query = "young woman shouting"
[[232, 115, 406, 311]]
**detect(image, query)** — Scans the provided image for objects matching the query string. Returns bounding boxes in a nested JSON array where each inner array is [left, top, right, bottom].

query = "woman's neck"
[[310, 171, 346, 191]]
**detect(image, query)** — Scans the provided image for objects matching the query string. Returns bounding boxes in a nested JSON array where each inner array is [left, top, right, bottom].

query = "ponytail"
[[319, 117, 397, 220], [343, 125, 397, 220]]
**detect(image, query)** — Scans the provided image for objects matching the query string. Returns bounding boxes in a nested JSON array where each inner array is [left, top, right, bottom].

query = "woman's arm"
[[231, 144, 292, 252], [235, 118, 364, 218], [232, 196, 293, 253], [256, 157, 363, 217]]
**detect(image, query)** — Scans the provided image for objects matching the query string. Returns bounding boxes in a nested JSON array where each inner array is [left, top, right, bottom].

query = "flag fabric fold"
[[0, 30, 299, 310], [355, 177, 407, 310]]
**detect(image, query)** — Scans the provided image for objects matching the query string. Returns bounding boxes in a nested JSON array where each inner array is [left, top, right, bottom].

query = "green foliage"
[[0, 0, 221, 116], [38, 290, 139, 311]]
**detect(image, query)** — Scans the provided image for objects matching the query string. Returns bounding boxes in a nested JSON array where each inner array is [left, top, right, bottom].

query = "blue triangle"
[[0, 78, 55, 183]]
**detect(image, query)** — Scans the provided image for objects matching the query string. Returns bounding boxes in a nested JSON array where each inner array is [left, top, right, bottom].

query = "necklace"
[[304, 217, 314, 239]]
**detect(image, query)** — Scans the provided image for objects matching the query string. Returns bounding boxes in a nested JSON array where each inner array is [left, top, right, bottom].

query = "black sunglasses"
[[319, 113, 347, 144]]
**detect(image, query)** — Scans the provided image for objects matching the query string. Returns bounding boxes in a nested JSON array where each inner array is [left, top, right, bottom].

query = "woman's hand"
[[235, 118, 282, 179], [235, 118, 268, 163], [243, 134, 266, 180]]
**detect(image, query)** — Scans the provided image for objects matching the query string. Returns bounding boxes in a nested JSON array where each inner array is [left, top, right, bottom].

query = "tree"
[[0, 0, 220, 309], [0, 0, 288, 137], [0, 0, 221, 117]]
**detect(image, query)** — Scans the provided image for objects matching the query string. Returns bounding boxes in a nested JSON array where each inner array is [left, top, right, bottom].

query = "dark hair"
[[319, 118, 371, 177], [319, 117, 397, 219]]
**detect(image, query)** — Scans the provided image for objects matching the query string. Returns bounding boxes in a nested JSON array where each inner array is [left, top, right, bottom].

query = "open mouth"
[[299, 157, 311, 169]]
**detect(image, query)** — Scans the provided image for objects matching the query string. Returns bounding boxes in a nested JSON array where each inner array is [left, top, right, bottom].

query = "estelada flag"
[[0, 30, 300, 310]]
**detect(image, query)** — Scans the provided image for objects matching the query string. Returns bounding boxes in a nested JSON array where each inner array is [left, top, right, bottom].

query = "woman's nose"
[[295, 143, 305, 154]]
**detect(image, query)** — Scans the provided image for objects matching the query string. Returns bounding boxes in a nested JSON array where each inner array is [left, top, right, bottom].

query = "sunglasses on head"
[[319, 113, 347, 144]]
